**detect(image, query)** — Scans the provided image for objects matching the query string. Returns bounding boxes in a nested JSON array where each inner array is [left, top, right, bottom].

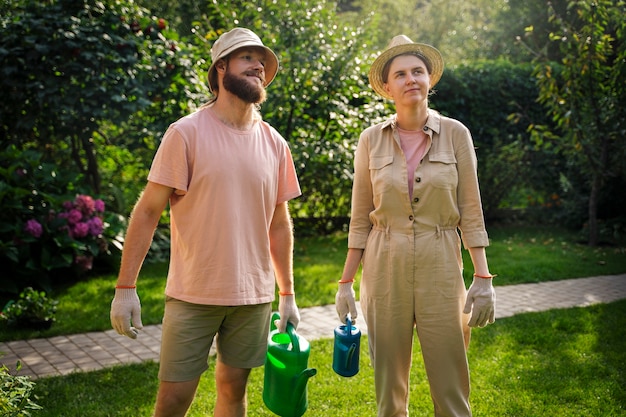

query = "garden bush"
[[0, 146, 125, 294], [1, 287, 58, 330], [433, 60, 560, 220]]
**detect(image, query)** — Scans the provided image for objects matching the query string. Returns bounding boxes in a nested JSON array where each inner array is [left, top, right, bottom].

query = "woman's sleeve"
[[348, 132, 374, 249], [455, 126, 490, 248]]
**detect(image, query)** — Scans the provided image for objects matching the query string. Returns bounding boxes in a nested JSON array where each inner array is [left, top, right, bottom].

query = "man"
[[110, 27, 302, 417]]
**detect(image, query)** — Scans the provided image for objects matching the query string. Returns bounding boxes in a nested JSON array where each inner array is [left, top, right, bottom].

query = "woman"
[[335, 35, 496, 417]]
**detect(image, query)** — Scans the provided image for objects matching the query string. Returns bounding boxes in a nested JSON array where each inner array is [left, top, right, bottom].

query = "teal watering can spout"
[[263, 313, 317, 417]]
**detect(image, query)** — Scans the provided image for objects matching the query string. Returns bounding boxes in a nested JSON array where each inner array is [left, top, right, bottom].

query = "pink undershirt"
[[398, 127, 429, 196]]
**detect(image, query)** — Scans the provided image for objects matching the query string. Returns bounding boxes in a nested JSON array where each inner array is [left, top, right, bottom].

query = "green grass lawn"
[[2, 224, 626, 415], [32, 300, 626, 416]]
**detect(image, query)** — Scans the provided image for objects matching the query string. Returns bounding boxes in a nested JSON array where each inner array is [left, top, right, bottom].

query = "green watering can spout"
[[291, 368, 317, 409]]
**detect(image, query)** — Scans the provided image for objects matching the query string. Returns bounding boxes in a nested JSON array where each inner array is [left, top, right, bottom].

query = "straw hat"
[[207, 27, 279, 93], [368, 35, 444, 100]]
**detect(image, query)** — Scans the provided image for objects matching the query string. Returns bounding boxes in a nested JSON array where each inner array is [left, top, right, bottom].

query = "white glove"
[[335, 281, 357, 324], [276, 294, 300, 332], [110, 287, 143, 339], [463, 277, 496, 327]]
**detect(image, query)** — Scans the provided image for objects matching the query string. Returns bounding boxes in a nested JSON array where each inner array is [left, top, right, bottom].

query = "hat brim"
[[368, 43, 444, 100], [208, 42, 279, 93]]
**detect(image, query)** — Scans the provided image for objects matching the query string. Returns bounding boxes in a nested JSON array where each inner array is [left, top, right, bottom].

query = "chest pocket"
[[369, 155, 394, 195], [427, 151, 458, 190]]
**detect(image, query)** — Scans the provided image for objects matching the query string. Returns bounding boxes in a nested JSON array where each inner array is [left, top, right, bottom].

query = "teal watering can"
[[263, 313, 317, 417], [332, 316, 361, 377]]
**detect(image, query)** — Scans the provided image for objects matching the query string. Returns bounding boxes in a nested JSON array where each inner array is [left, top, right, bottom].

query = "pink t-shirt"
[[398, 127, 429, 196], [148, 107, 301, 305]]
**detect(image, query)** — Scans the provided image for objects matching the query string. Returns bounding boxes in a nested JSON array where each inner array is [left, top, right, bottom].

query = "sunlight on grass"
[[476, 225, 626, 284], [468, 302, 626, 416], [32, 300, 626, 416]]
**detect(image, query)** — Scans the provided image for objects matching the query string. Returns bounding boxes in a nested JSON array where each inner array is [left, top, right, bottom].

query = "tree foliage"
[[0, 0, 186, 194], [2, 0, 625, 260], [531, 0, 626, 245], [339, 0, 523, 63], [434, 60, 558, 220]]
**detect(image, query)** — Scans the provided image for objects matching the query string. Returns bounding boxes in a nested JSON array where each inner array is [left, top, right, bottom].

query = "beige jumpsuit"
[[348, 109, 489, 417]]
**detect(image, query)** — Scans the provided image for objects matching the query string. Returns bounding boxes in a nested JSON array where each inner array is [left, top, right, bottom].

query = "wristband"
[[115, 285, 136, 289], [338, 279, 354, 284], [279, 291, 294, 296], [473, 273, 497, 279]]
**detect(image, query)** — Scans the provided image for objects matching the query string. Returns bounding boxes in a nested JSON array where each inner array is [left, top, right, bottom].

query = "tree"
[[531, 0, 626, 245], [0, 0, 183, 194], [486, 0, 572, 63], [338, 0, 512, 64]]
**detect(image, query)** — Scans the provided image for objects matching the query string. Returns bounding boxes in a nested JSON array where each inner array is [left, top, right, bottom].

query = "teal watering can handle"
[[286, 322, 300, 353], [345, 343, 357, 368], [344, 315, 356, 369]]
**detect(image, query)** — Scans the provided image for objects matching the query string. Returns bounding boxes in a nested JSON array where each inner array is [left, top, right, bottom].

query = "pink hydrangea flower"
[[24, 219, 43, 238], [71, 222, 90, 238], [67, 209, 83, 225], [75, 194, 96, 216], [94, 199, 105, 213], [87, 217, 104, 236]]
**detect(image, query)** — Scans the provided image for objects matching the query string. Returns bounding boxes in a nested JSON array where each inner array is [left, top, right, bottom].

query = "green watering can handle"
[[270, 312, 280, 332], [286, 321, 300, 353], [271, 311, 300, 353]]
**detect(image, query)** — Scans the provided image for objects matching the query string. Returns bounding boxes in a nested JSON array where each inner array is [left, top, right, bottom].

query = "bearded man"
[[110, 28, 301, 417]]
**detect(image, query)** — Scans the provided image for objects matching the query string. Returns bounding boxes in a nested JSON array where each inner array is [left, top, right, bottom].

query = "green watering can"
[[263, 312, 317, 417]]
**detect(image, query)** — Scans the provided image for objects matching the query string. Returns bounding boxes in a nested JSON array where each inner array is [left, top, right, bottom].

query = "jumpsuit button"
[[409, 215, 414, 221], [413, 197, 419, 203], [415, 177, 421, 182]]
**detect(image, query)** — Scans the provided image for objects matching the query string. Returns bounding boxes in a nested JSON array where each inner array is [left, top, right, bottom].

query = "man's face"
[[222, 47, 268, 104]]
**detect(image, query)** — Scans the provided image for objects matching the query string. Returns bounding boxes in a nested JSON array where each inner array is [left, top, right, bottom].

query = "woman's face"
[[383, 54, 431, 106]]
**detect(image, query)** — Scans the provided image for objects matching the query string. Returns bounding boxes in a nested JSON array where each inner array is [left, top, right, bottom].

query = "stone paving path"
[[1, 274, 625, 379]]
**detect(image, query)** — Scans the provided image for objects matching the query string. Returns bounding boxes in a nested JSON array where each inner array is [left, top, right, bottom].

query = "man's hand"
[[463, 277, 496, 327], [335, 281, 357, 324], [110, 287, 143, 339], [276, 294, 300, 332]]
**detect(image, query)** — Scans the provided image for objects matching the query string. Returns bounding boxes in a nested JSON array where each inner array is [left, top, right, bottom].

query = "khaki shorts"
[[158, 297, 272, 382]]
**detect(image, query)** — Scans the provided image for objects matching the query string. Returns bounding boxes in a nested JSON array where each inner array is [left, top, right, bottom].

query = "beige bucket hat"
[[207, 27, 279, 93], [368, 35, 444, 100]]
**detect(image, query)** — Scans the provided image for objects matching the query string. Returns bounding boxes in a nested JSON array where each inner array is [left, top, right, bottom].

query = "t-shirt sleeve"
[[276, 139, 301, 204], [148, 126, 190, 194]]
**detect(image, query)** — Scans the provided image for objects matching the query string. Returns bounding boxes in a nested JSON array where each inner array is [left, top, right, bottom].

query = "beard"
[[222, 69, 267, 104]]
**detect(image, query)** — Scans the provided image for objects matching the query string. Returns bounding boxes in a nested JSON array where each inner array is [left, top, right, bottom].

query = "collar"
[[380, 108, 441, 134]]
